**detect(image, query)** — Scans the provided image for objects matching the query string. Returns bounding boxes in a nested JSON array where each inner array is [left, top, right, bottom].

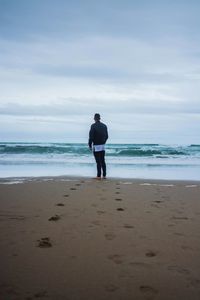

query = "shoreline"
[[1, 174, 200, 185]]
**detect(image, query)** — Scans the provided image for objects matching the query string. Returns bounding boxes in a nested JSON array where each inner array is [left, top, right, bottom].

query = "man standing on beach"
[[88, 113, 108, 179]]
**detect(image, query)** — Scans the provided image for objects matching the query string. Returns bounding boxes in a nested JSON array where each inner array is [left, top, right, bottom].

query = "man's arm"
[[88, 125, 94, 149], [105, 126, 108, 142]]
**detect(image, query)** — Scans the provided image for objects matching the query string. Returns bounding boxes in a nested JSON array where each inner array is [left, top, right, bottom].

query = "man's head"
[[94, 113, 100, 122]]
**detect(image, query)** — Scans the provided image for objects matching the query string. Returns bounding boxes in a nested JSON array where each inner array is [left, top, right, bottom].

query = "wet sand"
[[0, 177, 200, 300]]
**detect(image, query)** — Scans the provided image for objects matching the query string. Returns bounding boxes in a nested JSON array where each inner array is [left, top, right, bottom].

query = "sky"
[[0, 0, 200, 144]]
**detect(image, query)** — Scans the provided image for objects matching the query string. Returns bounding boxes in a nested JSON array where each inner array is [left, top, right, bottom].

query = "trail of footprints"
[[37, 181, 129, 249], [37, 181, 84, 248]]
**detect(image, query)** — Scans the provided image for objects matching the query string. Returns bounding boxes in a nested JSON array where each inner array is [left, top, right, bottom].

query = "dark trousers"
[[93, 150, 106, 177]]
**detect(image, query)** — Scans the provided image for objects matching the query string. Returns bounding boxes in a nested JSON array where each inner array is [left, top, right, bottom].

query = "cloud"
[[0, 95, 200, 118], [0, 0, 200, 143]]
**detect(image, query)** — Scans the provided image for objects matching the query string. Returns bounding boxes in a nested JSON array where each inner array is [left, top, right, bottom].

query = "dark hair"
[[94, 113, 100, 120]]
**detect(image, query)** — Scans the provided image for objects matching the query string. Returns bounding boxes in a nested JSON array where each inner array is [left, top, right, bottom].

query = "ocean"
[[0, 142, 200, 180]]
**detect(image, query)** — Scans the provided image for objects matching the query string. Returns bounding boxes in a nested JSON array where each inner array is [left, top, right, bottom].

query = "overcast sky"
[[0, 0, 200, 144]]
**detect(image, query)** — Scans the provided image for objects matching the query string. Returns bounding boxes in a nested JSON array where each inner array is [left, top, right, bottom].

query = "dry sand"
[[0, 177, 200, 300]]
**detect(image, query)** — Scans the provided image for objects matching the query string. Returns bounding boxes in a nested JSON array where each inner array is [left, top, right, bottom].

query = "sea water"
[[0, 142, 200, 180]]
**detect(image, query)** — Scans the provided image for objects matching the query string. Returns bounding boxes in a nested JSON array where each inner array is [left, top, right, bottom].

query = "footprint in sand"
[[37, 237, 52, 248], [34, 290, 48, 298], [91, 220, 101, 226], [0, 283, 19, 296], [108, 254, 124, 264], [151, 203, 160, 208], [48, 214, 60, 221], [187, 278, 200, 288], [153, 200, 163, 204], [168, 223, 176, 227], [63, 194, 69, 197], [100, 197, 106, 201], [105, 284, 119, 292], [145, 250, 157, 257], [115, 192, 120, 194], [12, 253, 18, 257], [167, 265, 190, 275], [124, 224, 134, 229], [173, 232, 185, 236], [56, 203, 65, 206], [140, 285, 158, 298], [171, 216, 189, 220], [97, 210, 106, 215], [115, 198, 122, 201], [117, 208, 124, 211], [105, 233, 116, 240], [70, 187, 77, 190]]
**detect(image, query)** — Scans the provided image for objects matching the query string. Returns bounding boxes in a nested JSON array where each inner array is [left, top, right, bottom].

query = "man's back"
[[89, 121, 108, 146]]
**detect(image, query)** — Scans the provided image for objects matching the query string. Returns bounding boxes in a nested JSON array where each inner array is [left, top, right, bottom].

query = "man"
[[88, 113, 108, 179]]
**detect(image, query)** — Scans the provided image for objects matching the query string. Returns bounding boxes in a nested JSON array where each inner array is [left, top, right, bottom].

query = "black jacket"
[[88, 121, 108, 148]]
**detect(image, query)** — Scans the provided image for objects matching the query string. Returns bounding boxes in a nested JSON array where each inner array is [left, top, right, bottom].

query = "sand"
[[0, 177, 200, 300]]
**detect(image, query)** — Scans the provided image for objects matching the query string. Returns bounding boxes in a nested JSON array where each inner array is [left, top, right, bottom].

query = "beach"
[[0, 177, 200, 300]]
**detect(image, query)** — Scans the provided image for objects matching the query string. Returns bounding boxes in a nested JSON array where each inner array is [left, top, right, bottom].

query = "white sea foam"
[[185, 185, 198, 188], [140, 183, 174, 186], [0, 180, 24, 184], [140, 183, 157, 186], [158, 184, 174, 187]]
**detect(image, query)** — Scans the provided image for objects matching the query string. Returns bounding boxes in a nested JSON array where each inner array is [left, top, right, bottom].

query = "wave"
[[189, 144, 200, 147], [0, 143, 199, 158], [111, 149, 185, 156], [0, 144, 90, 155]]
